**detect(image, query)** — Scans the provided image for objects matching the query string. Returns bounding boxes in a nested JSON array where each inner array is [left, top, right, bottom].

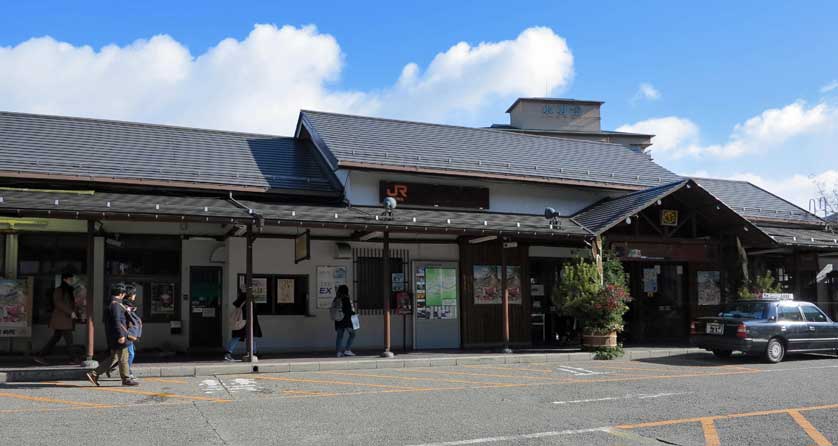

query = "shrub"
[[557, 257, 632, 335]]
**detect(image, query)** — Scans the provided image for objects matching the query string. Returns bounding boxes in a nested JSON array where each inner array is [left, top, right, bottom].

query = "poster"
[[392, 272, 405, 292], [473, 265, 521, 304], [697, 271, 721, 306], [317, 266, 347, 309], [150, 282, 175, 316], [474, 265, 501, 304], [276, 278, 295, 304], [425, 267, 457, 306], [643, 268, 658, 294], [0, 278, 33, 337], [239, 276, 268, 304]]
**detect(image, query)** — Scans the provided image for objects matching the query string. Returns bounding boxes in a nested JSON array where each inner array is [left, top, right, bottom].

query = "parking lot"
[[2, 353, 838, 445]]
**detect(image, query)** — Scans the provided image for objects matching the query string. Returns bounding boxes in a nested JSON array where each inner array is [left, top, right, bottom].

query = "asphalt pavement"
[[2, 352, 838, 445]]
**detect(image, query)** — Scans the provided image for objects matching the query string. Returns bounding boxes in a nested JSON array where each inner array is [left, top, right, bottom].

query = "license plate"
[[706, 323, 724, 335]]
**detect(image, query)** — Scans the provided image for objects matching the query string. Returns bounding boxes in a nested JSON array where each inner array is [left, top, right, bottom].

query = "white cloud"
[[632, 82, 661, 102], [618, 100, 835, 160], [821, 80, 838, 93], [0, 25, 574, 134]]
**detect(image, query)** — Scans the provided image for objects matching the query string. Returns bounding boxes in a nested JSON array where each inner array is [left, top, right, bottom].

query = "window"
[[355, 257, 405, 310], [237, 274, 309, 316], [801, 305, 829, 323], [106, 235, 180, 322], [718, 302, 768, 319], [778, 305, 803, 322], [17, 234, 88, 323]]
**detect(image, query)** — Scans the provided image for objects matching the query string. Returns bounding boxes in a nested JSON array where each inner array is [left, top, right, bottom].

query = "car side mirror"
[[768, 316, 776, 321]]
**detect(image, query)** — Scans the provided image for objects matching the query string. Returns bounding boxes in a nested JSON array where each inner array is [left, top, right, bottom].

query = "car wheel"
[[765, 338, 785, 363], [712, 349, 733, 359]]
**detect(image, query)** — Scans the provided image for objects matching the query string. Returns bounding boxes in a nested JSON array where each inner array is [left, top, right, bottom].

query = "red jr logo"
[[385, 184, 408, 202]]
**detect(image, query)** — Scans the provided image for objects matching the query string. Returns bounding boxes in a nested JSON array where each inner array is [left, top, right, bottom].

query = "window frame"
[[800, 304, 829, 323], [236, 273, 309, 316], [777, 303, 805, 322]]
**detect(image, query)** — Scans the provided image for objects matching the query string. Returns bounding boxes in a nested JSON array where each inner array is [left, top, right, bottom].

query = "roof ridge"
[[300, 109, 649, 151], [0, 110, 290, 139]]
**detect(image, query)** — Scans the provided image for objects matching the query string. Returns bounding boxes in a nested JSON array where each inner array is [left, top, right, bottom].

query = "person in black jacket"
[[86, 283, 138, 386], [334, 285, 356, 357], [223, 293, 262, 361]]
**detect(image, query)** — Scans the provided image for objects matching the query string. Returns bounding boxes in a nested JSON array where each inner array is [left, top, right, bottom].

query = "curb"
[[0, 349, 704, 383]]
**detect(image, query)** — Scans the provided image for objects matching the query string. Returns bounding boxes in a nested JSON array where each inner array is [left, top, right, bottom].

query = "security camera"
[[544, 207, 560, 220], [383, 197, 398, 210]]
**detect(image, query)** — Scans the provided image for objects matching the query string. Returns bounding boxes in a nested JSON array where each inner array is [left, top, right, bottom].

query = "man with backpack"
[[33, 272, 78, 365], [86, 283, 139, 387], [107, 283, 142, 379], [331, 285, 356, 357]]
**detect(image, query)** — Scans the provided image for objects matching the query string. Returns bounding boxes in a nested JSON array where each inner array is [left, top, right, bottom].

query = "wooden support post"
[[500, 238, 512, 354], [593, 236, 604, 285], [381, 230, 394, 357], [245, 224, 258, 363], [81, 221, 97, 368]]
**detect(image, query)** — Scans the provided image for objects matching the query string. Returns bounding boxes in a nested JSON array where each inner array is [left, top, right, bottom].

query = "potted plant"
[[557, 253, 632, 351]]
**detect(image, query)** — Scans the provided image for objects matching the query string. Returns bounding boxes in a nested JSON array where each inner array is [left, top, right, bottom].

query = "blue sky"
[[1, 1, 837, 211]]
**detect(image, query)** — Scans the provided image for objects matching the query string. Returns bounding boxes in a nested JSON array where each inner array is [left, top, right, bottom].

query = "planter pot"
[[581, 331, 617, 350]]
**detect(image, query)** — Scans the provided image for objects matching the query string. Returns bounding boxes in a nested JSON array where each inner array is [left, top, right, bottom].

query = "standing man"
[[86, 283, 139, 387], [33, 272, 78, 365]]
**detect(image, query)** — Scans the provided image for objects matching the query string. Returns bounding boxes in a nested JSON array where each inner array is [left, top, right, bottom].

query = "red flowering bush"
[[557, 255, 633, 335]]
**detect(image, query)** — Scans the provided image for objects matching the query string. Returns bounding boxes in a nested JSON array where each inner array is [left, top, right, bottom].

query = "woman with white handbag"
[[224, 294, 262, 361], [332, 285, 358, 357]]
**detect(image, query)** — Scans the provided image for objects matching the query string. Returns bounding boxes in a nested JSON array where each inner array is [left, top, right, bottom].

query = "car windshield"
[[718, 302, 768, 319]]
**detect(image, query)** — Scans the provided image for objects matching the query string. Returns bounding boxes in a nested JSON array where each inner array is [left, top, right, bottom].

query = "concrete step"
[[0, 348, 706, 383]]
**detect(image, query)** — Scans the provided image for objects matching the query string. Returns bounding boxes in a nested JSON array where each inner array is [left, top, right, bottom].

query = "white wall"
[[223, 236, 458, 353], [342, 169, 618, 216]]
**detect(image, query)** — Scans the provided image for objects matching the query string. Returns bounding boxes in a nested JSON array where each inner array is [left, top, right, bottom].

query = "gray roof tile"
[[300, 111, 680, 189], [0, 111, 337, 194], [571, 180, 687, 234], [692, 177, 824, 225], [757, 225, 838, 248]]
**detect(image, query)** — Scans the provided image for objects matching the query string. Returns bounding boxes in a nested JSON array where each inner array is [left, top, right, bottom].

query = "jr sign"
[[380, 181, 490, 209]]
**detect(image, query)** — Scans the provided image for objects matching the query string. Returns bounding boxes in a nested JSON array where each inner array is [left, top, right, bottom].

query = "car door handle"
[[809, 326, 817, 331]]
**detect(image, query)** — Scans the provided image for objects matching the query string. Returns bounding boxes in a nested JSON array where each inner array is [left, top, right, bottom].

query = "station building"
[[0, 98, 836, 355]]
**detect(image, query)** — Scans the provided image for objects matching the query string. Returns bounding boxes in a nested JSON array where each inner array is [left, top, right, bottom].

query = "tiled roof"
[[0, 111, 338, 195], [571, 180, 688, 234], [692, 177, 824, 225], [299, 111, 681, 189], [0, 187, 587, 238], [758, 225, 838, 248]]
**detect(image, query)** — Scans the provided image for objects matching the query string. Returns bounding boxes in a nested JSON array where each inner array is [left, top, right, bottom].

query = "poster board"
[[316, 266, 347, 309], [697, 271, 721, 306], [0, 278, 33, 337], [150, 282, 175, 316], [276, 278, 295, 304], [473, 265, 522, 305], [295, 230, 311, 264], [415, 263, 458, 320]]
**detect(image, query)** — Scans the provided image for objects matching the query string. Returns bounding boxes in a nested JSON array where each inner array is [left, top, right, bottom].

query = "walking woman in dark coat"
[[334, 285, 356, 357], [224, 294, 262, 361]]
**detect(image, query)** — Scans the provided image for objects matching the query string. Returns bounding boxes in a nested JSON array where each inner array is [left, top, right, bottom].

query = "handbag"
[[350, 314, 361, 330], [230, 306, 246, 331]]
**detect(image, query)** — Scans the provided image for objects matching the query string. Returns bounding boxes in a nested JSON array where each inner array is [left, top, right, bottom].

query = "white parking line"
[[555, 365, 604, 376], [405, 427, 613, 446], [553, 392, 692, 405]]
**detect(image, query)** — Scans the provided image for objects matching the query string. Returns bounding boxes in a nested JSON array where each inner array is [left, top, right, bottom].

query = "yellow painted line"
[[464, 365, 554, 374], [788, 410, 832, 446], [700, 418, 721, 446], [251, 375, 432, 391], [617, 403, 838, 429], [282, 389, 338, 396], [143, 378, 190, 384], [0, 391, 112, 408], [395, 367, 566, 381], [0, 400, 197, 415], [40, 382, 230, 403], [322, 370, 503, 386]]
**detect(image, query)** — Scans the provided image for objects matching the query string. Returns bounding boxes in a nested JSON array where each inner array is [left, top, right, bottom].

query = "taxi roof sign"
[[760, 293, 794, 300]]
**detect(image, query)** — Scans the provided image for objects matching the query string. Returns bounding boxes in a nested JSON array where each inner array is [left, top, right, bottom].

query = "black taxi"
[[690, 298, 838, 363]]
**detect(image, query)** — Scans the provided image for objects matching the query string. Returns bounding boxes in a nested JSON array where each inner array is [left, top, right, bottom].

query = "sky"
[[1, 1, 837, 214]]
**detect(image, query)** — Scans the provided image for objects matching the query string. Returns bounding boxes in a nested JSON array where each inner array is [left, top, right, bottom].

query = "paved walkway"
[[0, 346, 704, 383]]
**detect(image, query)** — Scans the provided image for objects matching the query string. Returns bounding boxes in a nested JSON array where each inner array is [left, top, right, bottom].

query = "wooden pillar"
[[82, 221, 97, 367], [592, 236, 604, 285], [381, 230, 394, 357], [500, 238, 511, 353], [245, 224, 257, 362]]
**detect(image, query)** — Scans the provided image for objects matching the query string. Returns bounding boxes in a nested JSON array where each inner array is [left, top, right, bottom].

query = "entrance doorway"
[[189, 266, 223, 348], [625, 262, 688, 343]]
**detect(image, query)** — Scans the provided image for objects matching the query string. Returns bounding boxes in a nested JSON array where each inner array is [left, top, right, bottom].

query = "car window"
[[718, 302, 768, 319], [778, 305, 803, 322], [801, 305, 829, 323]]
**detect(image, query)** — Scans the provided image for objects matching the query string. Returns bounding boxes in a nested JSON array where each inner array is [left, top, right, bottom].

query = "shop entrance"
[[528, 258, 574, 346], [189, 266, 223, 348], [624, 262, 689, 343]]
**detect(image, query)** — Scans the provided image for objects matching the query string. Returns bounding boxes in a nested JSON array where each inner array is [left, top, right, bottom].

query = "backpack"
[[125, 308, 143, 341], [329, 296, 344, 322], [230, 306, 246, 330]]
